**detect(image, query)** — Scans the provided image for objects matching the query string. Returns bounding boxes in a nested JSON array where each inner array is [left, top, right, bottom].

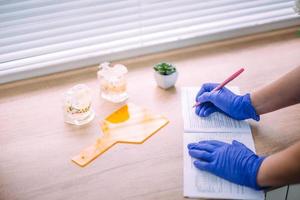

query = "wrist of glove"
[[195, 83, 260, 121], [188, 140, 265, 190], [238, 93, 260, 121]]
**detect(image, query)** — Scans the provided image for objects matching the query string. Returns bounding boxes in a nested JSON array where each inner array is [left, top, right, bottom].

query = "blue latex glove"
[[188, 140, 265, 190], [195, 83, 260, 121]]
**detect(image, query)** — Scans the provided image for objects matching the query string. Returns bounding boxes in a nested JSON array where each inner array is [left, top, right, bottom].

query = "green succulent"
[[154, 62, 176, 75]]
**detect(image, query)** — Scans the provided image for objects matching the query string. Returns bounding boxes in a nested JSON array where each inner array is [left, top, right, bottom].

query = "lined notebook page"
[[181, 86, 264, 199], [183, 132, 264, 200], [181, 87, 250, 133]]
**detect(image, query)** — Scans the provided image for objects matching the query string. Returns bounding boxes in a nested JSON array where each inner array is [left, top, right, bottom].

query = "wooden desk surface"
[[1, 28, 300, 200]]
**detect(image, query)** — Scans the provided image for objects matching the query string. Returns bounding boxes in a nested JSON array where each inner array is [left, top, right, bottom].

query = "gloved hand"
[[195, 83, 260, 121], [188, 140, 265, 190]]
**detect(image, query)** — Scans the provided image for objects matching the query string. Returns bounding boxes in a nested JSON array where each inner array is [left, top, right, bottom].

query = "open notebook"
[[181, 87, 264, 200]]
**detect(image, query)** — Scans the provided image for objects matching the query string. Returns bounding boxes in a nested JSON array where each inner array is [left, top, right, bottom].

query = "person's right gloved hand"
[[195, 83, 260, 121]]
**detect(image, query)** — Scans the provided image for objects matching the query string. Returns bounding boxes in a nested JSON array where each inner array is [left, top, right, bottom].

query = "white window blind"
[[0, 0, 299, 84]]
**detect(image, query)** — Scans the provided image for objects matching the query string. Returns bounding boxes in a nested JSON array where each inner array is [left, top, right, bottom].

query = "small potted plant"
[[153, 62, 178, 89]]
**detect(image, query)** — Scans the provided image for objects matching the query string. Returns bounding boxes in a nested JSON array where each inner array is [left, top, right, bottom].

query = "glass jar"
[[97, 62, 128, 103], [63, 84, 95, 125]]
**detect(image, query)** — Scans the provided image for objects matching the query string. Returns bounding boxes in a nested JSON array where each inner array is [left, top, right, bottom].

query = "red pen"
[[193, 68, 245, 108]]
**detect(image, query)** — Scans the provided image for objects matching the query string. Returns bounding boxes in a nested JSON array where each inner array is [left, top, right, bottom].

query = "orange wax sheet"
[[72, 103, 169, 167]]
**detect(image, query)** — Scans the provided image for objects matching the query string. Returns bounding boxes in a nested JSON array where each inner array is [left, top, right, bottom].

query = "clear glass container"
[[97, 62, 128, 103], [63, 84, 95, 125]]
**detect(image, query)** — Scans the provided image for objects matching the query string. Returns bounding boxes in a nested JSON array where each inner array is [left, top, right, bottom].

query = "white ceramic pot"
[[154, 71, 178, 89]]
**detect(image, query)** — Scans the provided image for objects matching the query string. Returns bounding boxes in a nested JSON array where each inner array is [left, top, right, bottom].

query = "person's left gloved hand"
[[188, 140, 265, 190]]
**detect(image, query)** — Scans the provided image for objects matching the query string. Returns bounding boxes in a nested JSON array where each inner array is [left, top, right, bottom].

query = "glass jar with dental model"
[[63, 84, 95, 125], [97, 62, 128, 103]]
